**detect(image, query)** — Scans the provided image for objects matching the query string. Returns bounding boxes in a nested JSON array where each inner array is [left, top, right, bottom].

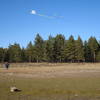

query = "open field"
[[0, 63, 100, 100]]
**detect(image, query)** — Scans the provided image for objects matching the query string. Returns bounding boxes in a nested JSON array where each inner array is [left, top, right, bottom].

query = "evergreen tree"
[[3, 48, 9, 62], [0, 34, 100, 63], [96, 51, 100, 62], [84, 41, 91, 62], [64, 35, 76, 62], [26, 42, 37, 62], [96, 42, 100, 62], [26, 42, 34, 62], [75, 36, 84, 62], [45, 36, 54, 62], [8, 43, 22, 62], [0, 47, 5, 62], [21, 48, 27, 62], [34, 34, 44, 62], [88, 37, 99, 62], [53, 34, 65, 62]]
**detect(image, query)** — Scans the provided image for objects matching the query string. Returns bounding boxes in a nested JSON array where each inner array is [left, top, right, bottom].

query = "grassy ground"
[[0, 63, 100, 100]]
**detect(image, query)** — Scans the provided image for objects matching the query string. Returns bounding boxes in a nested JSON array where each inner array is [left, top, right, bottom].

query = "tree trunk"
[[94, 52, 96, 62], [37, 56, 39, 63], [29, 56, 31, 62]]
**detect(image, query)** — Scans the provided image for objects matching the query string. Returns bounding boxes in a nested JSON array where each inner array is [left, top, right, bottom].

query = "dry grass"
[[0, 63, 100, 78], [1, 63, 100, 100]]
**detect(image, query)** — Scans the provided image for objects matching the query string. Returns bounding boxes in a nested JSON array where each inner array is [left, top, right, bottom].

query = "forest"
[[0, 34, 100, 63]]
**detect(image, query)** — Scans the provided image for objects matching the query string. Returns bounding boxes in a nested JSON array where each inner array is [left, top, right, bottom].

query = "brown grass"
[[0, 63, 100, 78]]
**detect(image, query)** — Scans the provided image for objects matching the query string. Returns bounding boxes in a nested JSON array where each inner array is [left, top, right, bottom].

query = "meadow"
[[0, 63, 100, 100]]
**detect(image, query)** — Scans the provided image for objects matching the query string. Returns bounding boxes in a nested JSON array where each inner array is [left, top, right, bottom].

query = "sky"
[[0, 0, 100, 48]]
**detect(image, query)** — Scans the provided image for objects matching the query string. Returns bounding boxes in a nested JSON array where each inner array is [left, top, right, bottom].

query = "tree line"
[[0, 34, 100, 63]]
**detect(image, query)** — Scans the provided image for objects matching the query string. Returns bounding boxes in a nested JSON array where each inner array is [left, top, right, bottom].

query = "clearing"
[[0, 63, 100, 100]]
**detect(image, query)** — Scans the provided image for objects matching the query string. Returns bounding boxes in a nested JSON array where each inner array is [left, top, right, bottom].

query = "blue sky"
[[0, 0, 100, 48]]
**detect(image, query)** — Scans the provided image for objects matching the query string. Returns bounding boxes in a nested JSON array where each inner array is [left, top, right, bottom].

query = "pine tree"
[[96, 51, 100, 62], [0, 47, 5, 62], [26, 41, 38, 62], [64, 35, 76, 62], [8, 43, 22, 62], [75, 36, 84, 62], [53, 34, 65, 62], [3, 48, 10, 62], [84, 41, 91, 62], [96, 42, 100, 62], [45, 35, 54, 62], [26, 41, 34, 62], [34, 34, 44, 62], [88, 37, 99, 62], [0, 34, 100, 63], [21, 48, 27, 62]]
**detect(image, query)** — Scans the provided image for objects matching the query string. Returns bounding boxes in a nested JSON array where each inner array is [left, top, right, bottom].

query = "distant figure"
[[4, 62, 10, 70]]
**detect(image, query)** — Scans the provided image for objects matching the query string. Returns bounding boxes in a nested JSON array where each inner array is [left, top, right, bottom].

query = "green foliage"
[[21, 48, 27, 62], [53, 34, 65, 62], [96, 51, 100, 62], [0, 47, 5, 62], [34, 34, 44, 62], [64, 35, 76, 62], [8, 43, 22, 62], [0, 34, 100, 63], [26, 41, 36, 62], [45, 36, 55, 62], [75, 36, 84, 62], [84, 41, 91, 62], [88, 37, 99, 62]]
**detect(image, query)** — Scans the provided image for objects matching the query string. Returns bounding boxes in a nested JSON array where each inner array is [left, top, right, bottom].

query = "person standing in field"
[[4, 62, 10, 70]]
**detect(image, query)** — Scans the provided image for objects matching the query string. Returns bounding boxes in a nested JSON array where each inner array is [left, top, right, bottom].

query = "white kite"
[[30, 10, 63, 19], [31, 10, 36, 15]]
